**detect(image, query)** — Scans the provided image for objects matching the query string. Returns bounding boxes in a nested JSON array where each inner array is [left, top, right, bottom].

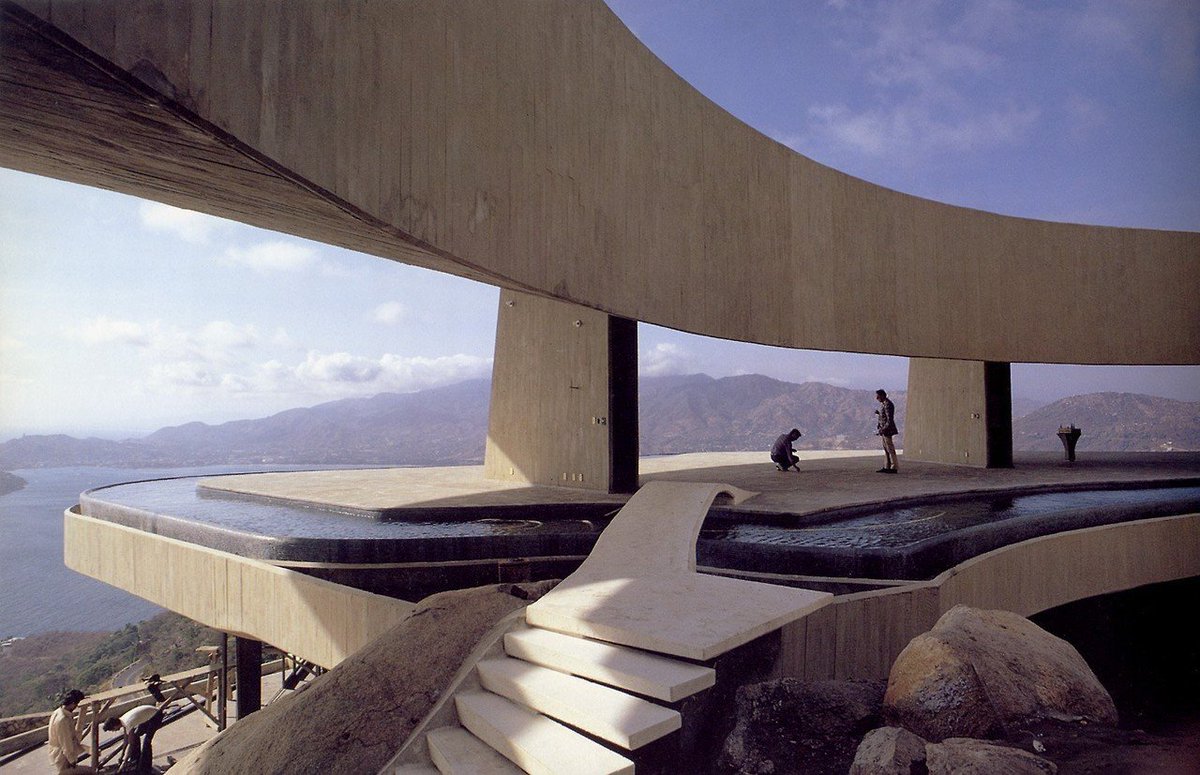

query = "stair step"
[[455, 691, 634, 775], [427, 725, 524, 774], [477, 656, 680, 749], [505, 626, 715, 701]]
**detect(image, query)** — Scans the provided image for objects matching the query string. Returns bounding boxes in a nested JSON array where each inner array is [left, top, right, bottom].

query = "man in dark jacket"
[[771, 428, 802, 471], [875, 389, 899, 473]]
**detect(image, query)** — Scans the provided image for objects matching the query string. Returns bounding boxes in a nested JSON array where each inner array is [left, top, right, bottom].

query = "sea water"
[[0, 465, 317, 637]]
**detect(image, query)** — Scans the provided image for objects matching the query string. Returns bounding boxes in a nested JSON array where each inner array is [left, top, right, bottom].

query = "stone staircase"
[[390, 481, 830, 774], [396, 623, 715, 774]]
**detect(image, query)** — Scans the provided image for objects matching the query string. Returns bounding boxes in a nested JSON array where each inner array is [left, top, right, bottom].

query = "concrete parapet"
[[62, 509, 413, 669]]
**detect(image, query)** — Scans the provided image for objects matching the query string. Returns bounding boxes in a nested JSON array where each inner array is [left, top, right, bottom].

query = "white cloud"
[[68, 317, 270, 367], [296, 351, 382, 384], [1066, 1, 1200, 89], [149, 361, 220, 388], [640, 343, 699, 377], [804, 374, 852, 387], [375, 353, 493, 391], [806, 101, 1038, 158], [71, 316, 150, 346], [798, 0, 1040, 161], [217, 241, 319, 274], [372, 301, 409, 325], [62, 314, 491, 403], [147, 348, 492, 401], [138, 201, 220, 244]]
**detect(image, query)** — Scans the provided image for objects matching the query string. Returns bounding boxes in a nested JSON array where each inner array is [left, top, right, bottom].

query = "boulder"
[[884, 605, 1117, 742], [925, 737, 1058, 774], [718, 678, 885, 774], [849, 726, 927, 775], [170, 581, 555, 775]]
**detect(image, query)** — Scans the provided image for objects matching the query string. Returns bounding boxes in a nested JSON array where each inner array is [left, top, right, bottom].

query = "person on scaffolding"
[[770, 428, 802, 471], [102, 704, 163, 774]]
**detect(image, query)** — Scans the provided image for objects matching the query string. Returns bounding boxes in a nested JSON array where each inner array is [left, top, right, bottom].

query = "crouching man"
[[103, 704, 163, 774]]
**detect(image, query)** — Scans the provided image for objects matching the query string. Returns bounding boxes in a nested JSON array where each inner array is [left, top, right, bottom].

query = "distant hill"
[[1013, 392, 1200, 452], [0, 377, 1194, 469], [639, 374, 903, 453], [0, 379, 492, 469]]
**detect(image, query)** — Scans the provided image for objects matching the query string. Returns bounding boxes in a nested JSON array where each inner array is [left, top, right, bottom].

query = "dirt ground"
[[1021, 715, 1200, 775]]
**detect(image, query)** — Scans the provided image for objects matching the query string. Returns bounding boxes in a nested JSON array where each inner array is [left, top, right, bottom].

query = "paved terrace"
[[199, 451, 1200, 521]]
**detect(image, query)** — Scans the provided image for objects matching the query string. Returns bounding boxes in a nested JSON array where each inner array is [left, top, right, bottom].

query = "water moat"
[[78, 473, 1200, 599]]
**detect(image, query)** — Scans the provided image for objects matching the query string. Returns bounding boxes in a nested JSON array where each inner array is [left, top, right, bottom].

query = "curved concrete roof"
[[2, 0, 1197, 364]]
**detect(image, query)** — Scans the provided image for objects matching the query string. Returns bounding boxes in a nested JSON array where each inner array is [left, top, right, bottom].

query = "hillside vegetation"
[[0, 612, 222, 717]]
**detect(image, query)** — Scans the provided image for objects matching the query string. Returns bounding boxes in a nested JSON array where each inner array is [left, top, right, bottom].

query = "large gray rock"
[[925, 737, 1058, 774], [883, 605, 1117, 742], [849, 726, 927, 775], [170, 581, 555, 775], [718, 678, 885, 774]]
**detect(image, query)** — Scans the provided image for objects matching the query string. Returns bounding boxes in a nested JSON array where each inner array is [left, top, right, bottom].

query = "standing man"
[[102, 703, 163, 775], [47, 689, 95, 774], [770, 428, 802, 471], [875, 389, 899, 473]]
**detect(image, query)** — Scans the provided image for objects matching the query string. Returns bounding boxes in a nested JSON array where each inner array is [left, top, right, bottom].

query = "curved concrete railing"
[[3, 1, 1196, 364], [63, 509, 413, 669], [770, 511, 1200, 681]]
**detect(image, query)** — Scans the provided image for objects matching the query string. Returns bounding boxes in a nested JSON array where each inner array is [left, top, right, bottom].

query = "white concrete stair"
[[504, 625, 715, 702], [427, 725, 524, 774], [454, 690, 634, 775], [476, 656, 681, 749]]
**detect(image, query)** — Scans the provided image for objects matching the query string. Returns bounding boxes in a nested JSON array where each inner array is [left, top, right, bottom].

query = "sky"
[[1, 0, 1198, 440]]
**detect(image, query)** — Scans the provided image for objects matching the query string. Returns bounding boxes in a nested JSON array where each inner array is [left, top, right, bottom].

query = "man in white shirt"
[[47, 689, 95, 774], [102, 704, 163, 774]]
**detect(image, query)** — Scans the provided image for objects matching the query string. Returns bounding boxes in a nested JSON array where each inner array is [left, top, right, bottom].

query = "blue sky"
[[2, 0, 1198, 439]]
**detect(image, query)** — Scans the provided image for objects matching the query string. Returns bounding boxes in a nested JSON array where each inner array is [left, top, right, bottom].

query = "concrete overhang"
[[2, 0, 1196, 365]]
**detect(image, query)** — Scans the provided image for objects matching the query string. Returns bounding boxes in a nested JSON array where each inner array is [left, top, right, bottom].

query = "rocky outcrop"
[[849, 726, 926, 775], [850, 728, 1059, 775], [717, 678, 885, 774], [925, 737, 1057, 774], [721, 605, 1122, 774], [170, 581, 554, 775], [883, 605, 1117, 742]]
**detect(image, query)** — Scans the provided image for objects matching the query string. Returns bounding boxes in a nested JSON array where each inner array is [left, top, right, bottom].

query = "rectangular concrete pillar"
[[235, 636, 262, 719], [904, 358, 1012, 468], [485, 289, 638, 493]]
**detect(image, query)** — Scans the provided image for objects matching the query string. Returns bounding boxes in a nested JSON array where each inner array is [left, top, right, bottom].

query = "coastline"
[[0, 471, 26, 497]]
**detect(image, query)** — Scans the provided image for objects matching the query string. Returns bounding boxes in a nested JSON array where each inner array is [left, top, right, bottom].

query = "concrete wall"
[[485, 289, 638, 491], [64, 510, 413, 669], [772, 512, 1200, 681], [904, 358, 1012, 467], [3, 1, 1197, 366]]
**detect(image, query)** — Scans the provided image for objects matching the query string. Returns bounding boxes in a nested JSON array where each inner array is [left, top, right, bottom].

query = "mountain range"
[[1, 375, 1196, 469]]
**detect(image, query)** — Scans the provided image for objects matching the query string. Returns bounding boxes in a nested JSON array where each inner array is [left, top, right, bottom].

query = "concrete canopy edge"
[[1, 0, 1196, 364]]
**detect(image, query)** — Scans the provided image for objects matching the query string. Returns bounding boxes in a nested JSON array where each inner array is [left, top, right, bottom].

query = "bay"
[[0, 464, 327, 637]]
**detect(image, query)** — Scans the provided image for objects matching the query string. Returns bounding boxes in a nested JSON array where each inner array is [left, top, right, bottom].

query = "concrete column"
[[485, 289, 639, 492], [904, 358, 1013, 468], [234, 636, 262, 719]]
